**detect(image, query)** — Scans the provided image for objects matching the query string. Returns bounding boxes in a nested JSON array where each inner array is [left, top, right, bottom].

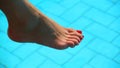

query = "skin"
[[0, 0, 83, 49]]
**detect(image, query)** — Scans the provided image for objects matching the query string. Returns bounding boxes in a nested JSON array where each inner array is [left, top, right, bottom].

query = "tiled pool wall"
[[0, 0, 120, 68]]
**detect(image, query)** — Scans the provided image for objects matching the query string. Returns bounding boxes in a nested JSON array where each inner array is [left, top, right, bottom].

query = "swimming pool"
[[0, 0, 120, 68]]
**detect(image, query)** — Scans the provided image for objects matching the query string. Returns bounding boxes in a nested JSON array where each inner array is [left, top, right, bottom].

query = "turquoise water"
[[0, 0, 120, 68]]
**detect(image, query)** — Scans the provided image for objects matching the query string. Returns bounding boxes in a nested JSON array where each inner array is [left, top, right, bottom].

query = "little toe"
[[67, 38, 79, 45], [66, 41, 76, 48]]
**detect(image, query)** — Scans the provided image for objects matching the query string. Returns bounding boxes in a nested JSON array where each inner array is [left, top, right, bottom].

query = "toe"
[[65, 28, 74, 32], [67, 38, 79, 47], [66, 41, 75, 48], [75, 31, 83, 38], [67, 35, 80, 42], [69, 31, 83, 40], [65, 28, 83, 39]]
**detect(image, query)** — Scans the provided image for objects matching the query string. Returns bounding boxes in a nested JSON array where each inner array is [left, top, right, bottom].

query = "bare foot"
[[1, 0, 83, 49]]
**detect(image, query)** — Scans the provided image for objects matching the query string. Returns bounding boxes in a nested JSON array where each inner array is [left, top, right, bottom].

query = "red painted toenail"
[[80, 36, 84, 40], [80, 38, 83, 40], [77, 30, 82, 34]]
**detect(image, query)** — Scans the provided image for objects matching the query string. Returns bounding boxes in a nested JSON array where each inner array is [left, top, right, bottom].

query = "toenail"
[[80, 35, 84, 41], [82, 35, 84, 39], [77, 30, 82, 34], [80, 37, 83, 40]]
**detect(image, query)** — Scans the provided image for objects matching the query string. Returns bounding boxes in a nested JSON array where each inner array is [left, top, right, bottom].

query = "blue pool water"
[[0, 0, 120, 68]]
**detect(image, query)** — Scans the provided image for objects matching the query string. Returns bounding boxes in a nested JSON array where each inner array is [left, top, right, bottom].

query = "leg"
[[0, 0, 83, 49]]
